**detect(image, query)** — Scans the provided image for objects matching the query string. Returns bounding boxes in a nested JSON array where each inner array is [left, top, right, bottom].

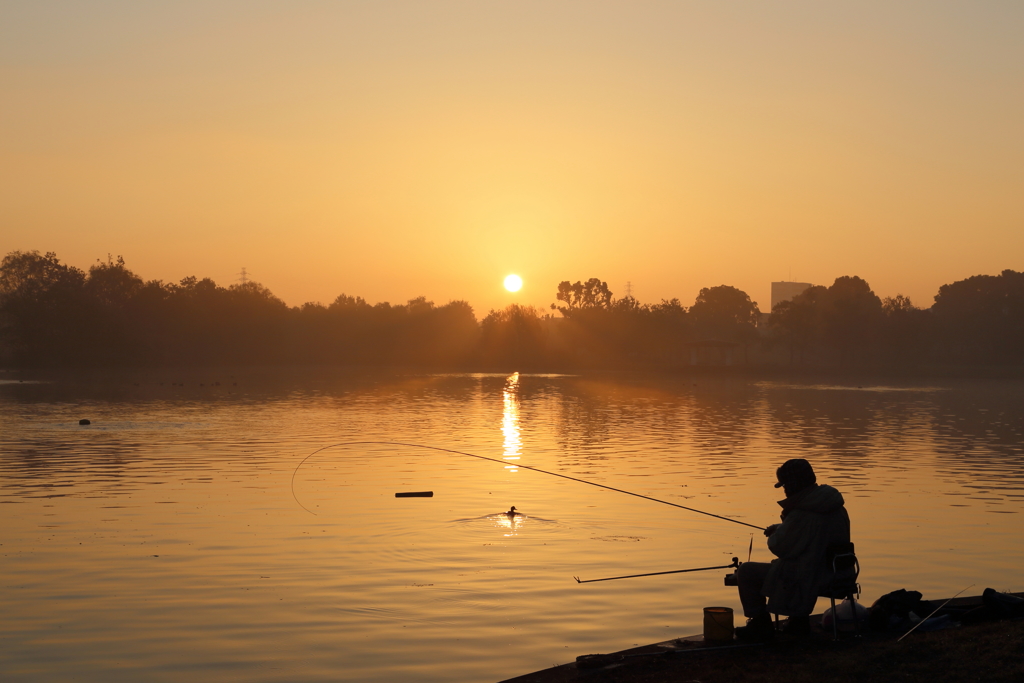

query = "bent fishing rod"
[[291, 440, 764, 531]]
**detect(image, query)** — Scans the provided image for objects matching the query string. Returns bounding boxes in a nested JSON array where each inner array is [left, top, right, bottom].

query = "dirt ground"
[[500, 618, 1024, 683]]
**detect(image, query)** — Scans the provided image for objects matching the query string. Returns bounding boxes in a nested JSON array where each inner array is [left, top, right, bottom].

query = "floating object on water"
[[79, 419, 91, 425], [574, 557, 739, 584], [292, 441, 763, 530], [505, 506, 518, 516], [395, 491, 433, 498], [703, 606, 734, 643]]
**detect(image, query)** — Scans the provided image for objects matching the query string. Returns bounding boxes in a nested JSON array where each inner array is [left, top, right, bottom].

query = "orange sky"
[[2, 2, 1022, 316]]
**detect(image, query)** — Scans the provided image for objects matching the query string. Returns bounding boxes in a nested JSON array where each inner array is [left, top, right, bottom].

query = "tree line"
[[0, 250, 1021, 369]]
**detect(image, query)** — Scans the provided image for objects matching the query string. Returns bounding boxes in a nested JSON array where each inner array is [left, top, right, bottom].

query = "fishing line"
[[291, 440, 764, 530]]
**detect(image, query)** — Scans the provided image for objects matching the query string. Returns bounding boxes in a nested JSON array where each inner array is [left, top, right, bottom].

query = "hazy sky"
[[2, 1, 1022, 316]]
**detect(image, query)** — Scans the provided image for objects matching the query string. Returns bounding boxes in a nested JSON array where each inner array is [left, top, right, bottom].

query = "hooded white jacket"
[[764, 483, 851, 616]]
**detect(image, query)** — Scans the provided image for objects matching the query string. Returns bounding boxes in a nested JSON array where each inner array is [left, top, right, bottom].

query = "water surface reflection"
[[502, 372, 521, 471], [1, 372, 1022, 682]]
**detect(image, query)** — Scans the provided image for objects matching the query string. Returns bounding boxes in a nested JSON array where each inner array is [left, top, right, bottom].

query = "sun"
[[504, 274, 523, 292]]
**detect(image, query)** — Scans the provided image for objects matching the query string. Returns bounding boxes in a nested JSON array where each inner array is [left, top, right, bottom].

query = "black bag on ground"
[[982, 588, 1024, 619], [868, 589, 929, 630], [953, 588, 1024, 624]]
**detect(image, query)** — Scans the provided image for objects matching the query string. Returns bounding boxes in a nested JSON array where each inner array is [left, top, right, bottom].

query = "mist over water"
[[2, 372, 1023, 682]]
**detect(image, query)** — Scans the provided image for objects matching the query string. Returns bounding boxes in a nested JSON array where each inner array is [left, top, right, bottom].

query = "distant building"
[[771, 281, 813, 312]]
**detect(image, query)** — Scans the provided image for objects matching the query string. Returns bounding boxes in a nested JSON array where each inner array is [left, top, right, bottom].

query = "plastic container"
[[821, 598, 869, 632]]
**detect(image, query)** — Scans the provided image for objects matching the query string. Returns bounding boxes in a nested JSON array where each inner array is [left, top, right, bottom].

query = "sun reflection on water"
[[502, 372, 521, 471]]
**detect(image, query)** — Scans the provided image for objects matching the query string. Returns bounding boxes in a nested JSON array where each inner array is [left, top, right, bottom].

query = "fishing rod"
[[574, 557, 739, 584], [581, 536, 757, 585], [897, 584, 974, 642], [291, 441, 764, 530]]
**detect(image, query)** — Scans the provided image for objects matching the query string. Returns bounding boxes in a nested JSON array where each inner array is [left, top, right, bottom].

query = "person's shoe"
[[781, 614, 811, 636], [735, 613, 775, 642]]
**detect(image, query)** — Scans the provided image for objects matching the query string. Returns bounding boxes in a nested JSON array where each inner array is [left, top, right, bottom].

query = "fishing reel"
[[725, 533, 757, 585], [723, 557, 740, 586]]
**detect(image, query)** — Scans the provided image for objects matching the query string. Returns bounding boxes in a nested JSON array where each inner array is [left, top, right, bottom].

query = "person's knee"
[[736, 562, 761, 582]]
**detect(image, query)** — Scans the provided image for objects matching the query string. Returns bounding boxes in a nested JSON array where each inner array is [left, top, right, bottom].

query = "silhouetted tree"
[[427, 300, 480, 366], [481, 304, 547, 366], [768, 285, 827, 365], [3, 248, 1022, 372], [552, 278, 613, 316], [619, 297, 691, 365], [932, 269, 1024, 364], [880, 294, 932, 366], [157, 276, 232, 364], [221, 281, 290, 363], [79, 256, 152, 364], [690, 285, 760, 334], [769, 277, 887, 366], [547, 279, 696, 367], [820, 276, 883, 364], [689, 285, 760, 362], [396, 298, 479, 366], [86, 255, 144, 307], [0, 251, 87, 365]]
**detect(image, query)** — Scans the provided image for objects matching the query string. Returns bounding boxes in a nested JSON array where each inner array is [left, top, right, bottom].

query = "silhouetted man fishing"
[[734, 458, 851, 641]]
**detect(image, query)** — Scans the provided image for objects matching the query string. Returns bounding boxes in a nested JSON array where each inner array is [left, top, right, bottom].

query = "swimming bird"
[[505, 506, 518, 517]]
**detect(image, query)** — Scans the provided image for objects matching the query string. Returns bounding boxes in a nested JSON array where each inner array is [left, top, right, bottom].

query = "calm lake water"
[[2, 370, 1023, 682]]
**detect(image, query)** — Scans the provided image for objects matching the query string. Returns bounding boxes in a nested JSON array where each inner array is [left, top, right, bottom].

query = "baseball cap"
[[774, 458, 816, 489]]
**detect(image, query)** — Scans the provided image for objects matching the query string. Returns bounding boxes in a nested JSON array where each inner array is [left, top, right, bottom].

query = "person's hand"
[[764, 523, 780, 538]]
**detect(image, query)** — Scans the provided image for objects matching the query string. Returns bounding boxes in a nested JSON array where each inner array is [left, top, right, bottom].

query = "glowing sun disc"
[[504, 274, 523, 292]]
